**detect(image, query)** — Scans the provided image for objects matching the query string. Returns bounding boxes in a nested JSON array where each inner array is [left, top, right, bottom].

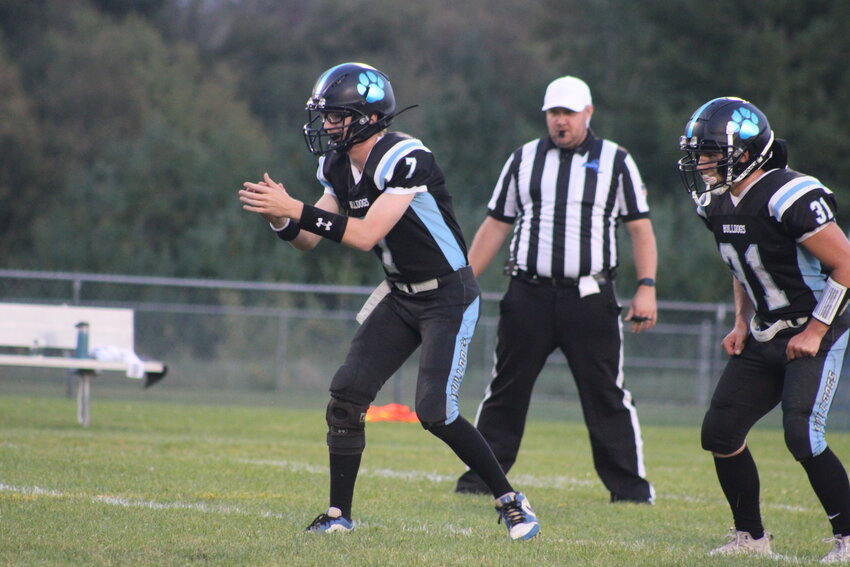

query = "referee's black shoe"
[[610, 492, 653, 504], [455, 471, 490, 495]]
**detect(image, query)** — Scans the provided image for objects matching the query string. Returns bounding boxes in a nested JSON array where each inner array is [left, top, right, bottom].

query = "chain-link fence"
[[4, 269, 850, 428]]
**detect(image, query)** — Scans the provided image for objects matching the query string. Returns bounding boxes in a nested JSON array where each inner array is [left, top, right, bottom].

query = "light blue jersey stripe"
[[410, 192, 466, 270], [796, 244, 825, 294], [444, 297, 480, 424], [808, 329, 849, 455], [376, 140, 426, 189], [770, 179, 820, 221], [316, 156, 334, 191]]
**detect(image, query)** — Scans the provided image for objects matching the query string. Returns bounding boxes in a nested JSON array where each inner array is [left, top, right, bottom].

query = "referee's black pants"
[[457, 276, 653, 502]]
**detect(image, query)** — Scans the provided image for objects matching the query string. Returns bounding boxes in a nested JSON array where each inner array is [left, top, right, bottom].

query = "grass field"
[[2, 389, 849, 566]]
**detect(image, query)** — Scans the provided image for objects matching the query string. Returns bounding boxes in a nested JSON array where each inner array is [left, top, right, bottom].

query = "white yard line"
[[0, 482, 473, 535], [0, 482, 286, 519], [236, 458, 814, 513], [237, 458, 596, 486], [0, 454, 816, 526]]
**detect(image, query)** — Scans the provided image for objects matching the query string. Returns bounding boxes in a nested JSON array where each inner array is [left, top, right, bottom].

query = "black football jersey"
[[697, 168, 837, 321], [316, 132, 468, 282]]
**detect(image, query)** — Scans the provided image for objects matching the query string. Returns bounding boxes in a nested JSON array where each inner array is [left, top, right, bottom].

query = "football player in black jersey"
[[239, 62, 539, 540], [678, 97, 850, 561]]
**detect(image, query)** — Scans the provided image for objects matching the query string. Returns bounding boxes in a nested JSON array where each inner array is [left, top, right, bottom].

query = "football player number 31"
[[719, 242, 790, 311], [811, 197, 834, 225]]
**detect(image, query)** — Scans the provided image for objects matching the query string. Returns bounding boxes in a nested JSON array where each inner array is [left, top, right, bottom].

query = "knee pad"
[[784, 424, 817, 461], [421, 417, 448, 433], [701, 409, 746, 455], [326, 398, 367, 455]]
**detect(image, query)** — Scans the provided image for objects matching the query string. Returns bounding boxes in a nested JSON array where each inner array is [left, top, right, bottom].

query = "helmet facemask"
[[678, 139, 737, 198], [677, 128, 774, 201], [303, 98, 383, 156]]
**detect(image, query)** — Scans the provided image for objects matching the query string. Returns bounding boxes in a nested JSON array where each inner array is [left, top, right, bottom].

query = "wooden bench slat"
[[0, 303, 135, 350], [0, 354, 165, 375]]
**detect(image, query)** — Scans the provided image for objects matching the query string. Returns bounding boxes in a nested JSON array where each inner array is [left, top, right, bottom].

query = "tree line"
[[1, 0, 848, 302]]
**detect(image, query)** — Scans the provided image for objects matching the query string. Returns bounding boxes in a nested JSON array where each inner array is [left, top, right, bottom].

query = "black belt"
[[513, 269, 611, 287], [391, 265, 472, 294]]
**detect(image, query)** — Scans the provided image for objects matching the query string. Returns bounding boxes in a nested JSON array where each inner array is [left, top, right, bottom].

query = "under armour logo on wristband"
[[301, 204, 347, 242]]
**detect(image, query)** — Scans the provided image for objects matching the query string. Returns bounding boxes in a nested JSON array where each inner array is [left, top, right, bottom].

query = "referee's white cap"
[[542, 76, 592, 112]]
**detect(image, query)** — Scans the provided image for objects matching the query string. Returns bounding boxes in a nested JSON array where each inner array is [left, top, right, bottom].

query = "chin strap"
[[692, 191, 712, 207], [388, 104, 419, 123], [347, 105, 420, 148]]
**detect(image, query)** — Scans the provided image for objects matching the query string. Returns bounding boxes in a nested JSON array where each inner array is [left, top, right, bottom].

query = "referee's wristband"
[[637, 278, 656, 288], [299, 204, 348, 243]]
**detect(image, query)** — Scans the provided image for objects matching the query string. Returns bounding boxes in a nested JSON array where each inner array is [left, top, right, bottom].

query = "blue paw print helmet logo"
[[357, 71, 385, 103], [727, 107, 760, 140]]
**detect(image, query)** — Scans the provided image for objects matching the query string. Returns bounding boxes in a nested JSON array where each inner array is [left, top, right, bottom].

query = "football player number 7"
[[719, 242, 790, 311], [404, 157, 417, 179]]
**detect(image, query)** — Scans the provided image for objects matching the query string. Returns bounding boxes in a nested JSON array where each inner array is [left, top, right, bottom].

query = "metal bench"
[[0, 302, 167, 426]]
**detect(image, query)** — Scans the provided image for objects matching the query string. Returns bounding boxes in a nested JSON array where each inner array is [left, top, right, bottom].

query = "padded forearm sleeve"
[[299, 204, 348, 243]]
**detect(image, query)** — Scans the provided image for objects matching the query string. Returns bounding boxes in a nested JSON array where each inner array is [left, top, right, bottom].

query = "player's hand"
[[625, 285, 657, 334], [721, 322, 749, 356], [239, 173, 301, 223], [786, 320, 827, 360]]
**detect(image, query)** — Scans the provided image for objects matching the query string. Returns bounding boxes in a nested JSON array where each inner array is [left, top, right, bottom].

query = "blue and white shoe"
[[305, 508, 354, 533], [495, 492, 540, 541]]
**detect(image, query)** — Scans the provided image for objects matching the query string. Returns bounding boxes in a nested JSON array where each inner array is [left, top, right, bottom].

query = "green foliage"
[[13, 4, 275, 278], [1, 392, 848, 566], [637, 0, 850, 225], [0, 40, 44, 261], [1, 0, 849, 300]]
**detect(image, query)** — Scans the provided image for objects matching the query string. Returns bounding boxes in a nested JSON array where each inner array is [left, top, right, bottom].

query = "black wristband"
[[300, 204, 348, 243], [274, 220, 301, 241], [637, 277, 656, 287]]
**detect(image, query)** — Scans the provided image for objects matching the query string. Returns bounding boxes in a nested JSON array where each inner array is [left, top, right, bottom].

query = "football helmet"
[[303, 62, 397, 155], [677, 97, 774, 198]]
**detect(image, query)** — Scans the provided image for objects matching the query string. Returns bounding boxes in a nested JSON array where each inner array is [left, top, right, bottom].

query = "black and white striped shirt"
[[487, 130, 650, 279]]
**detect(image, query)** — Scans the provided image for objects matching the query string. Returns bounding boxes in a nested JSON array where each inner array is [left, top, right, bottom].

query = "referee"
[[455, 75, 658, 503]]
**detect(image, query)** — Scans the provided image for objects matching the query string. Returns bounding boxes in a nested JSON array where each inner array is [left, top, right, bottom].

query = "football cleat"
[[709, 528, 772, 556], [495, 492, 540, 541], [305, 508, 354, 533], [821, 535, 850, 563]]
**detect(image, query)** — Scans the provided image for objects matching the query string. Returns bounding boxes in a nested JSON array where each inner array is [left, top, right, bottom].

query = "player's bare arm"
[[723, 277, 753, 356], [340, 191, 415, 250], [624, 218, 658, 333], [467, 216, 512, 277], [787, 223, 850, 359]]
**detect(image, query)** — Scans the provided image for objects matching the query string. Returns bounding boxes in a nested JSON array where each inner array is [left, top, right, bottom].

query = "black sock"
[[329, 452, 361, 519], [714, 446, 764, 539], [801, 447, 850, 536], [428, 415, 513, 497]]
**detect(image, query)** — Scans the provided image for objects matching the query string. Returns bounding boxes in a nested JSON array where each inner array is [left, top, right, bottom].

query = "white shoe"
[[821, 535, 850, 563], [709, 528, 773, 556], [494, 492, 540, 541]]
